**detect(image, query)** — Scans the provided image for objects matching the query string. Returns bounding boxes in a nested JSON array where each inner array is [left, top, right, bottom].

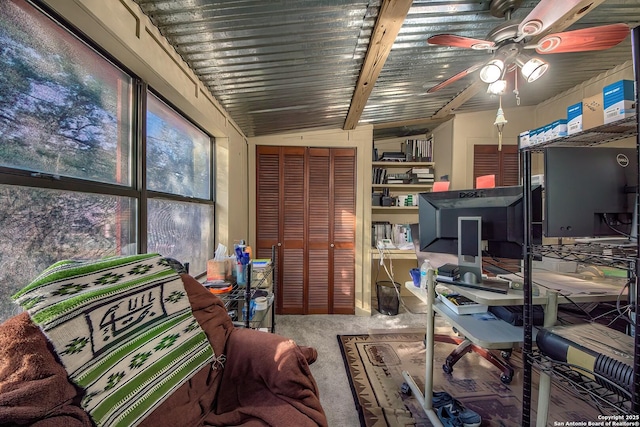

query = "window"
[[0, 0, 215, 322], [146, 93, 214, 273], [147, 94, 211, 198], [0, 0, 132, 186]]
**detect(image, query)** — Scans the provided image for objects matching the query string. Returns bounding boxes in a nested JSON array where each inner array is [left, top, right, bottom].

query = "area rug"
[[337, 330, 601, 427]]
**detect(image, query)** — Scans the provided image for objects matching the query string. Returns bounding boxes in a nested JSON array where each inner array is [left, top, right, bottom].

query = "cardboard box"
[[531, 174, 544, 187], [207, 260, 227, 281], [527, 128, 537, 146], [603, 80, 636, 124], [518, 130, 530, 149], [529, 127, 542, 146], [550, 119, 567, 140], [582, 93, 603, 130], [567, 102, 583, 135], [543, 123, 553, 142]]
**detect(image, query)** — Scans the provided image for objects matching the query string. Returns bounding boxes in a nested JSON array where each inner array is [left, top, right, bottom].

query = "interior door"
[[256, 146, 355, 315], [307, 148, 331, 313], [473, 145, 519, 187], [280, 147, 306, 314], [256, 146, 305, 314], [329, 148, 356, 314], [307, 148, 356, 314]]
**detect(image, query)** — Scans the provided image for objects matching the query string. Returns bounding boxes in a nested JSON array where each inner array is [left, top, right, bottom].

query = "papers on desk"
[[498, 271, 625, 295]]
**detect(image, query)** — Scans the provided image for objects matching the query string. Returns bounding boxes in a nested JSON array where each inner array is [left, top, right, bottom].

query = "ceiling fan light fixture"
[[517, 55, 548, 82], [479, 59, 505, 83], [487, 79, 507, 95]]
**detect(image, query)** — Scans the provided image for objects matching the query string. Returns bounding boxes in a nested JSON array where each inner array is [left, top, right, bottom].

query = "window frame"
[[0, 0, 216, 278]]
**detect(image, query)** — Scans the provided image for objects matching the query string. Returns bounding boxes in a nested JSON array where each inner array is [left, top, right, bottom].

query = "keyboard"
[[483, 263, 512, 275]]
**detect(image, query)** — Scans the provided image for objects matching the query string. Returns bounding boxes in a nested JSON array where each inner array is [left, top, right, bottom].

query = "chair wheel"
[[501, 350, 511, 359], [442, 364, 453, 374], [400, 382, 411, 396], [500, 373, 512, 384]]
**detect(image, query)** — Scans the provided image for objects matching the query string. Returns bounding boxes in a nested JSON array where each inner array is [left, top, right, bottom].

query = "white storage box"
[[603, 80, 636, 124], [567, 102, 583, 135]]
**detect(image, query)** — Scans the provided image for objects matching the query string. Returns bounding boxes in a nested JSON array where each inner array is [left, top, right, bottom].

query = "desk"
[[402, 272, 627, 427]]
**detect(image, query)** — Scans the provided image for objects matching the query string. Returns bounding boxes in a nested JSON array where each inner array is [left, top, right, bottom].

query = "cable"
[[602, 213, 633, 238], [481, 256, 597, 321], [374, 246, 428, 315]]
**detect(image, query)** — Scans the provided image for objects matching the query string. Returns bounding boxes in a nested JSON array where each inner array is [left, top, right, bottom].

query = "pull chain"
[[513, 71, 521, 106]]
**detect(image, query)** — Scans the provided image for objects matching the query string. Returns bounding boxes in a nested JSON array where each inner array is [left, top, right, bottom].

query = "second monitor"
[[418, 185, 543, 260]]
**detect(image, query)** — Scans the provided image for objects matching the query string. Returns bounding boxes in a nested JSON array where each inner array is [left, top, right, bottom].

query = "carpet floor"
[[337, 330, 621, 427], [276, 297, 627, 427]]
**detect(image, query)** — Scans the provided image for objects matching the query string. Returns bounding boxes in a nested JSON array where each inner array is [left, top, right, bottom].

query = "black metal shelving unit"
[[530, 349, 633, 415], [520, 26, 640, 425], [217, 245, 277, 332]]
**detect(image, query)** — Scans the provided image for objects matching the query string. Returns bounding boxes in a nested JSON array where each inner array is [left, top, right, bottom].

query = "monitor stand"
[[457, 216, 483, 285], [448, 216, 511, 294]]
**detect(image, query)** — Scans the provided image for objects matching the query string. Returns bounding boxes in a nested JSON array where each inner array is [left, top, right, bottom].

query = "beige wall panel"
[[432, 120, 454, 183], [451, 106, 536, 189], [535, 62, 634, 126]]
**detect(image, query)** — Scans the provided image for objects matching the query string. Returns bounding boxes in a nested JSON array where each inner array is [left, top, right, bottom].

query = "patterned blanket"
[[12, 254, 214, 427]]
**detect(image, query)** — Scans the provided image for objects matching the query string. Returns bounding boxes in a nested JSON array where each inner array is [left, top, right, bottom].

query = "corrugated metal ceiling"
[[132, 0, 640, 140]]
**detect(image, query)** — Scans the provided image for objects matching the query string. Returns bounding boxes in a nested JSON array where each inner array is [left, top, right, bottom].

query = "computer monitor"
[[544, 146, 637, 238], [418, 185, 542, 259]]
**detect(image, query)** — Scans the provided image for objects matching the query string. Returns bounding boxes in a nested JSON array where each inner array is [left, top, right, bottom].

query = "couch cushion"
[[13, 254, 214, 427]]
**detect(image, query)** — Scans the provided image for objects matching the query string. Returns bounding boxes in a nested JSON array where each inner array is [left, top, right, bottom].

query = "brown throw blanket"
[[0, 274, 327, 427]]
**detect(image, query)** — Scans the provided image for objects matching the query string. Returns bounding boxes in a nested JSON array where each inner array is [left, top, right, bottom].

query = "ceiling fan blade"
[[427, 34, 494, 50], [534, 23, 630, 54], [518, 0, 599, 38], [427, 63, 484, 93]]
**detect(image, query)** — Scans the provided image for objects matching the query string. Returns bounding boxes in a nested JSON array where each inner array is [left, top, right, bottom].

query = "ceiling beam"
[[432, 80, 485, 119], [343, 0, 413, 130], [373, 116, 452, 130]]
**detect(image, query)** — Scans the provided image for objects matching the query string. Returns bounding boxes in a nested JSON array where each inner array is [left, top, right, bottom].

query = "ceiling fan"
[[426, 0, 630, 93]]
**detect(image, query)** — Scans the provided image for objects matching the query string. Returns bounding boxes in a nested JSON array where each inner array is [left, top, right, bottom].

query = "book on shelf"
[[410, 167, 434, 174], [372, 168, 388, 184], [438, 293, 488, 315], [386, 173, 411, 179], [372, 221, 392, 247], [371, 223, 413, 248], [412, 177, 435, 184], [403, 138, 433, 162], [378, 152, 406, 161]]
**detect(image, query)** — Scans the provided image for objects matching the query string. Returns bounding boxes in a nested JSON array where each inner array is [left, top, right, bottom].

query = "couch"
[[0, 255, 327, 427]]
